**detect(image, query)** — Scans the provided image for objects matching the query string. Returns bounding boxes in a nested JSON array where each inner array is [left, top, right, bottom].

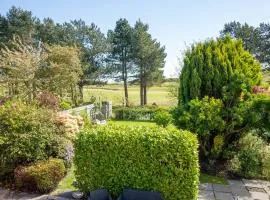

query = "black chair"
[[87, 189, 112, 200], [118, 189, 163, 200]]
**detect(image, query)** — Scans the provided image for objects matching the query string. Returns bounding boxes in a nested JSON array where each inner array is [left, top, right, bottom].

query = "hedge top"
[[74, 125, 199, 200]]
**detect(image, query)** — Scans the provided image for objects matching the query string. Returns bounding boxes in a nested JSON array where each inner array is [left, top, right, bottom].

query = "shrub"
[[60, 100, 72, 110], [36, 91, 60, 110], [153, 110, 172, 127], [179, 36, 261, 105], [14, 158, 65, 193], [74, 125, 199, 200], [262, 146, 270, 180], [238, 149, 261, 178], [56, 113, 84, 142], [229, 133, 270, 180], [0, 100, 73, 178], [0, 100, 62, 177]]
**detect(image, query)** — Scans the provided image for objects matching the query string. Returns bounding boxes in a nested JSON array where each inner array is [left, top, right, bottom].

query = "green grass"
[[52, 165, 76, 194], [83, 83, 177, 106], [200, 173, 228, 185]]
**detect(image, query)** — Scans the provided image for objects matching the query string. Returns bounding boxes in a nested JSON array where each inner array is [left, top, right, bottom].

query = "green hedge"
[[74, 125, 199, 200], [113, 106, 167, 121]]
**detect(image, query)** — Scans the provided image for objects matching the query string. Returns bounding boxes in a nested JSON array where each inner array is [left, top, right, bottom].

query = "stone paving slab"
[[199, 190, 215, 200], [249, 191, 270, 200], [214, 191, 234, 200], [213, 184, 232, 193], [200, 183, 214, 191]]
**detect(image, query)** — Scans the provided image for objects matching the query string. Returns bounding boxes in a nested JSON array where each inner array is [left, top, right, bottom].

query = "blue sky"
[[1, 0, 270, 77]]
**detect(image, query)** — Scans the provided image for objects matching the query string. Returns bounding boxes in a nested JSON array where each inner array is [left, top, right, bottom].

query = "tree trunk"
[[124, 78, 129, 107], [144, 84, 147, 105], [123, 58, 129, 107], [78, 81, 84, 103], [140, 69, 144, 106]]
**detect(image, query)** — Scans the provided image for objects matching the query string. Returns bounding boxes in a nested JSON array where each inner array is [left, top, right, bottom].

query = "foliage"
[[229, 133, 270, 180], [176, 97, 225, 156], [0, 37, 45, 102], [14, 158, 65, 193], [0, 6, 109, 98], [113, 106, 166, 121], [132, 20, 166, 105], [74, 125, 199, 200], [220, 21, 270, 70], [36, 91, 59, 110], [153, 110, 172, 127], [59, 100, 72, 110], [107, 18, 133, 106], [42, 44, 82, 105], [56, 113, 84, 142], [0, 100, 70, 178], [179, 36, 261, 105]]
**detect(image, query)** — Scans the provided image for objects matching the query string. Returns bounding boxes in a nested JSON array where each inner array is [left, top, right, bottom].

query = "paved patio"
[[1, 179, 270, 200], [199, 179, 270, 200]]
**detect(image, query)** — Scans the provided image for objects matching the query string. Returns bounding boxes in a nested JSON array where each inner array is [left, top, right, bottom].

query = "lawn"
[[200, 173, 228, 185], [83, 83, 177, 106]]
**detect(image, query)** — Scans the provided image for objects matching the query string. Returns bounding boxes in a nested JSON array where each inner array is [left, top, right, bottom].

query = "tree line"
[[0, 6, 166, 106]]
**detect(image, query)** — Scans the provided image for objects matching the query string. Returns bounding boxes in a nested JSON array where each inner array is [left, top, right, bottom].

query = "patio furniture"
[[118, 189, 163, 200], [87, 189, 112, 200]]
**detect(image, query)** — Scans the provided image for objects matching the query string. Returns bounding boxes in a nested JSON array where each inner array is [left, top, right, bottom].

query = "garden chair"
[[87, 189, 112, 200], [117, 189, 163, 200]]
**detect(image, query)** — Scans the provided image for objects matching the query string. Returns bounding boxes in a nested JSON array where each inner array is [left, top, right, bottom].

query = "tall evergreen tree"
[[132, 20, 166, 105], [107, 18, 133, 106], [179, 36, 262, 105]]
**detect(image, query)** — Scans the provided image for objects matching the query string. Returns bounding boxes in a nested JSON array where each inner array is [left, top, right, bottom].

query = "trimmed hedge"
[[113, 106, 167, 121], [74, 125, 199, 200]]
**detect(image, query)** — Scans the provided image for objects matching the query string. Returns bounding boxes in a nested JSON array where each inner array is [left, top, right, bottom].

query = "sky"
[[1, 0, 270, 77]]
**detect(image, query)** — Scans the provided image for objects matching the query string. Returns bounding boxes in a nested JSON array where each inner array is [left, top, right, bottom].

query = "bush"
[[74, 125, 199, 200], [153, 110, 172, 127], [56, 113, 84, 142], [238, 149, 261, 178], [0, 100, 70, 178], [113, 106, 167, 121], [262, 146, 270, 180], [36, 91, 60, 110], [59, 100, 72, 110], [229, 133, 270, 180], [14, 158, 65, 193]]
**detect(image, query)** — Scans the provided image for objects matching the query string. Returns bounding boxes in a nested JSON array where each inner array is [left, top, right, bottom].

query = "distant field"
[[83, 83, 177, 106]]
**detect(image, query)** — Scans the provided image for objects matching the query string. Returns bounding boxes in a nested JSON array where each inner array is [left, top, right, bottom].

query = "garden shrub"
[[14, 158, 65, 193], [59, 100, 72, 110], [74, 125, 199, 200], [56, 113, 84, 142], [238, 149, 261, 178], [153, 110, 172, 127], [36, 91, 59, 110], [229, 133, 270, 180], [262, 146, 270, 180], [0, 100, 72, 178]]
